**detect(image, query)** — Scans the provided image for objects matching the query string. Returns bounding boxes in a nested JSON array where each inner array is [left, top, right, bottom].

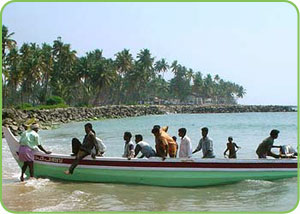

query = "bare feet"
[[64, 170, 70, 175]]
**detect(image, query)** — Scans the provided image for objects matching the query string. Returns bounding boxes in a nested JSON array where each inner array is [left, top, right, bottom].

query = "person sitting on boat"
[[256, 129, 281, 159], [70, 123, 99, 158], [223, 136, 241, 159], [91, 137, 106, 157], [152, 126, 168, 159], [152, 125, 177, 159], [122, 132, 135, 160], [159, 126, 177, 158], [178, 128, 192, 158], [279, 145, 298, 158], [64, 123, 99, 175], [192, 127, 215, 158], [134, 134, 156, 158], [18, 123, 51, 181], [172, 136, 179, 157]]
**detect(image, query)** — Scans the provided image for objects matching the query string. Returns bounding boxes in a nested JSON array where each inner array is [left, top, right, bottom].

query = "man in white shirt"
[[178, 128, 192, 158], [122, 132, 135, 160], [134, 134, 156, 158], [193, 127, 215, 158], [91, 137, 106, 157]]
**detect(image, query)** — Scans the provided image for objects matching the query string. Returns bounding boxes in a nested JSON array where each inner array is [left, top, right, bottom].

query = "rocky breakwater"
[[2, 105, 296, 136], [167, 105, 296, 114]]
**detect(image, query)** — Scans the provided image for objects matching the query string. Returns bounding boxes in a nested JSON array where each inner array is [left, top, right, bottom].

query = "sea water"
[[2, 112, 298, 212]]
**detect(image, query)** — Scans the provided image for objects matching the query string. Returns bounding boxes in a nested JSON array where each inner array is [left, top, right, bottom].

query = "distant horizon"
[[2, 2, 298, 105]]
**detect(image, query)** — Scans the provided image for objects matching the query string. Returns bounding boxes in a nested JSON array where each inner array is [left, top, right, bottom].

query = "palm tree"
[[39, 43, 54, 103], [2, 25, 17, 107], [135, 49, 155, 101], [154, 58, 169, 77], [237, 86, 246, 98], [115, 49, 133, 76], [2, 25, 16, 61], [192, 72, 203, 93], [146, 75, 170, 101], [71, 56, 90, 105], [19, 43, 34, 103], [137, 49, 154, 71], [203, 74, 214, 101], [169, 65, 191, 102], [6, 47, 21, 105], [214, 74, 220, 83], [114, 49, 134, 104], [171, 60, 179, 75], [186, 68, 194, 83], [51, 37, 77, 103], [91, 59, 117, 105]]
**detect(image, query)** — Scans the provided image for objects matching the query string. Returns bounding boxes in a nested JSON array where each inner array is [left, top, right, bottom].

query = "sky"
[[1, 2, 298, 105]]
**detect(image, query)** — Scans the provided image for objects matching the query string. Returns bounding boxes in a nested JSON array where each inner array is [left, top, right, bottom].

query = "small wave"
[[33, 201, 76, 212], [70, 190, 90, 199], [33, 190, 90, 212], [24, 178, 51, 188], [243, 179, 274, 185], [11, 172, 22, 180]]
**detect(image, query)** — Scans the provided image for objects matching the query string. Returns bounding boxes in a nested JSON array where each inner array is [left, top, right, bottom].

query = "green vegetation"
[[16, 103, 69, 111], [2, 25, 246, 108], [46, 96, 65, 105], [15, 103, 33, 109]]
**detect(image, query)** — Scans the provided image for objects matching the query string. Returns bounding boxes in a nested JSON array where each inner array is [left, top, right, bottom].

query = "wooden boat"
[[3, 126, 297, 187]]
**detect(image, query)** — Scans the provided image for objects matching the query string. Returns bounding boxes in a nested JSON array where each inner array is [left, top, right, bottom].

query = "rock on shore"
[[2, 105, 296, 136]]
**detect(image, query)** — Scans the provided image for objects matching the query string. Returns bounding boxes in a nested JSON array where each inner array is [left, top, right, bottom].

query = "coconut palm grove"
[[2, 25, 246, 109]]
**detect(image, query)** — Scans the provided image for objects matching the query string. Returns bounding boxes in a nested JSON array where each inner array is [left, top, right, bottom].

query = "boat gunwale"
[[32, 153, 297, 169]]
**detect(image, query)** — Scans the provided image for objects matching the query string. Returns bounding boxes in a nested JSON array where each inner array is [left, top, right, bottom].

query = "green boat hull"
[[31, 162, 297, 187]]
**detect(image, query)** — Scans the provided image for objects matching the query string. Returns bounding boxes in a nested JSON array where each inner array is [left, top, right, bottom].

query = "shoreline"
[[2, 104, 296, 136]]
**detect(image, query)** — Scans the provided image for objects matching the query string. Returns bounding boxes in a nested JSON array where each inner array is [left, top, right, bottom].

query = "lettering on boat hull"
[[35, 155, 63, 163]]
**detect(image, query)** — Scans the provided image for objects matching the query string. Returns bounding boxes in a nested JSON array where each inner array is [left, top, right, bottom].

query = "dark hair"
[[153, 125, 160, 129], [124, 132, 132, 139], [270, 129, 280, 136], [201, 127, 208, 132], [172, 136, 177, 141], [178, 128, 187, 135], [85, 123, 93, 129], [151, 127, 160, 134], [228, 136, 233, 141], [135, 134, 143, 141]]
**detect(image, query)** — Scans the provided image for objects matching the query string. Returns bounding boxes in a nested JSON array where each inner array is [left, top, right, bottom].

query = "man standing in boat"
[[192, 127, 215, 158], [223, 136, 241, 159], [64, 123, 99, 175], [256, 129, 281, 159], [18, 123, 51, 181], [122, 132, 135, 160], [178, 128, 192, 158]]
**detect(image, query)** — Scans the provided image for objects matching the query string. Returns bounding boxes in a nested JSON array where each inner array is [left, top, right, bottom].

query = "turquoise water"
[[2, 112, 298, 212]]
